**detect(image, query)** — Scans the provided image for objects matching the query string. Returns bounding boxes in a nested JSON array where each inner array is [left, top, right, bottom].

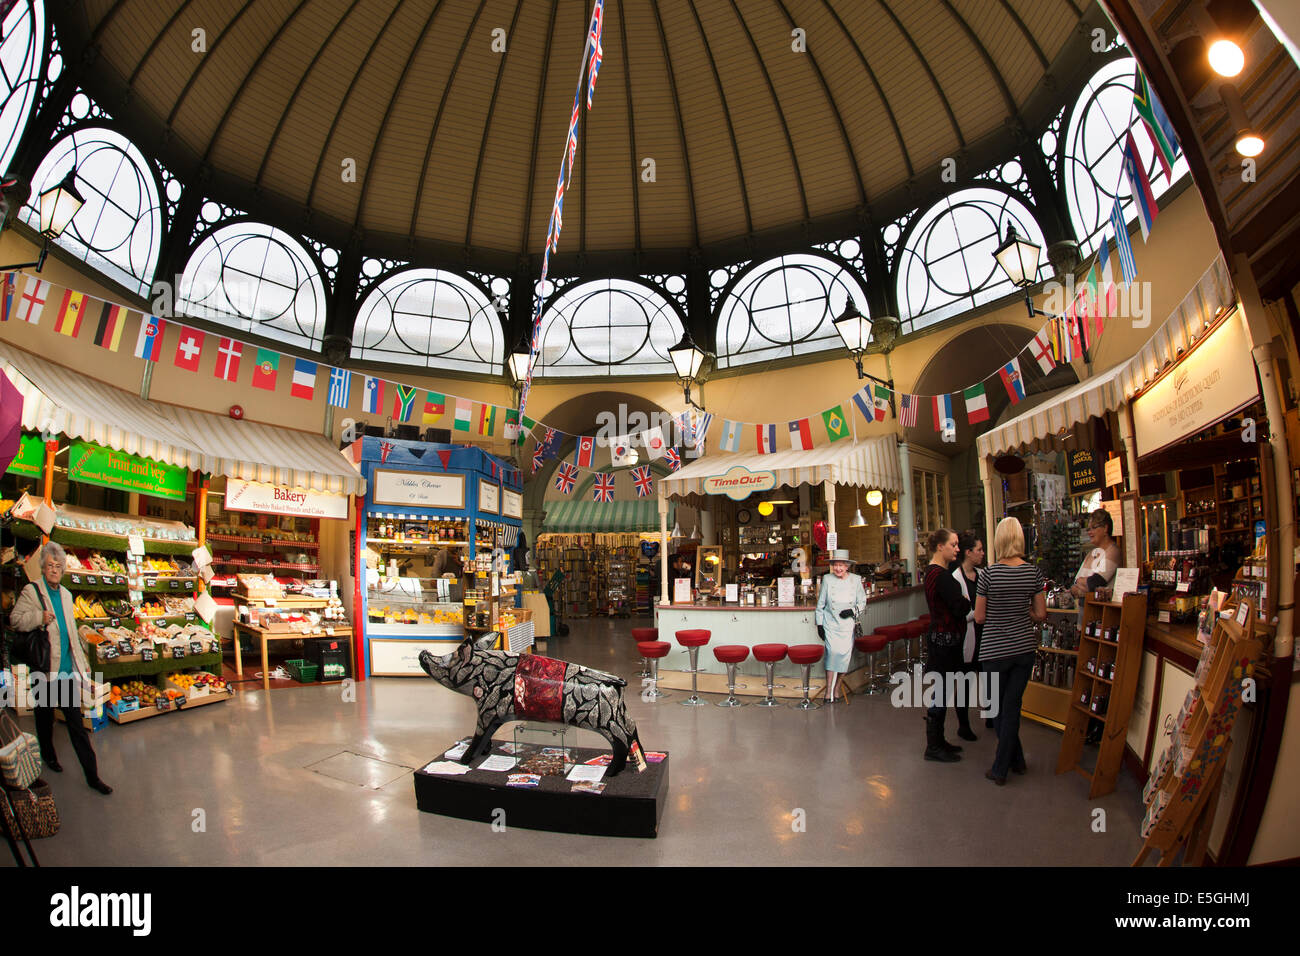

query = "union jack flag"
[[532, 443, 547, 474], [554, 462, 579, 495], [664, 448, 681, 472], [587, 0, 604, 110], [593, 472, 615, 502], [632, 465, 653, 498], [380, 441, 395, 464]]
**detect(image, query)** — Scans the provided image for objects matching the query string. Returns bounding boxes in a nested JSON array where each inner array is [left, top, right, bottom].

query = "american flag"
[[593, 472, 615, 502], [899, 394, 919, 428], [587, 0, 604, 110], [554, 462, 579, 495], [664, 448, 681, 472], [631, 465, 653, 498]]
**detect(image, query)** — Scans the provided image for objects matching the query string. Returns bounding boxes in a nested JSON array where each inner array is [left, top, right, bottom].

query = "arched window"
[[22, 126, 162, 297], [1063, 56, 1189, 257], [535, 279, 683, 376], [178, 221, 327, 350], [896, 187, 1048, 331], [717, 254, 868, 369], [0, 0, 45, 174], [352, 269, 502, 373]]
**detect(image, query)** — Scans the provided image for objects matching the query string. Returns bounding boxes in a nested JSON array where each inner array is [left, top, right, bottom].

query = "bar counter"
[[654, 586, 927, 679]]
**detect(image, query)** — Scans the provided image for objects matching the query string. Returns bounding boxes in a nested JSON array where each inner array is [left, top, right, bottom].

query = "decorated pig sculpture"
[[420, 635, 647, 775]]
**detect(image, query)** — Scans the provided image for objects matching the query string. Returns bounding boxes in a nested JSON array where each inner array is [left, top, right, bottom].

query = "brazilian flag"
[[822, 405, 850, 442]]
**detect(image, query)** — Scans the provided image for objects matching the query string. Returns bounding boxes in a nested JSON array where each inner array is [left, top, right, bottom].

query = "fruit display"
[[193, 672, 229, 692], [112, 680, 162, 706], [73, 595, 110, 619], [137, 596, 196, 618], [64, 551, 127, 574]]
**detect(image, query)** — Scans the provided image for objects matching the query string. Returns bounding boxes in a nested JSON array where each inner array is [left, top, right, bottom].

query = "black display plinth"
[[414, 743, 669, 838]]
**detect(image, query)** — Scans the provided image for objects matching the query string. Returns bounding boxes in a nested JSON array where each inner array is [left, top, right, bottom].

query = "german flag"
[[53, 288, 85, 337], [92, 300, 130, 351]]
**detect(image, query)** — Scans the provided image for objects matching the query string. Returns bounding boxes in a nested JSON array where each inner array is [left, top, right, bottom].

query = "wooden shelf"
[[1028, 680, 1072, 694], [1039, 645, 1079, 656], [1046, 607, 1079, 615]]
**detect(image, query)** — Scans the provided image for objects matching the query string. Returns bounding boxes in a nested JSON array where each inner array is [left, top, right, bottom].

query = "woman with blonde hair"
[[973, 517, 1046, 786]]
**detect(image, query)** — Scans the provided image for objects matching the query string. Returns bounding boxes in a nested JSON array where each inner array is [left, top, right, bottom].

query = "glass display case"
[[363, 515, 465, 636]]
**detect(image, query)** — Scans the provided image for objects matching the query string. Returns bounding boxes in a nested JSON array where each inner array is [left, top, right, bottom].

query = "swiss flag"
[[174, 327, 205, 372]]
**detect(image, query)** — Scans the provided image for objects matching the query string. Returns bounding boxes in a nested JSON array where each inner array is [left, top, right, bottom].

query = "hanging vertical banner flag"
[[53, 288, 85, 336], [631, 465, 653, 498], [516, 414, 535, 446], [963, 384, 989, 424], [1110, 200, 1137, 283], [393, 384, 417, 422], [719, 419, 742, 453], [423, 392, 445, 424], [692, 411, 714, 449], [664, 447, 681, 471], [822, 405, 850, 442], [872, 384, 890, 421], [478, 403, 497, 436], [290, 358, 317, 399], [251, 349, 280, 390], [91, 301, 130, 351], [851, 385, 875, 425], [18, 277, 49, 324], [1083, 262, 1105, 345], [454, 397, 473, 431], [574, 435, 595, 468], [0, 273, 13, 322], [554, 462, 578, 495], [133, 316, 166, 361], [586, 0, 604, 109], [788, 418, 813, 451], [898, 394, 919, 428], [1029, 326, 1056, 375], [593, 472, 615, 501], [1133, 67, 1180, 179], [215, 338, 243, 382], [503, 408, 520, 441], [1121, 131, 1158, 241], [1069, 311, 1086, 358], [643, 425, 666, 460], [931, 394, 953, 431], [327, 367, 351, 407], [999, 357, 1026, 404], [363, 376, 383, 414], [1097, 234, 1118, 324], [755, 424, 778, 454], [174, 327, 205, 371]]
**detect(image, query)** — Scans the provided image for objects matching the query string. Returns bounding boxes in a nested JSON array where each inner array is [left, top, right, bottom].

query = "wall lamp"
[[667, 330, 712, 411], [832, 302, 899, 416], [0, 169, 86, 272], [992, 223, 1090, 365]]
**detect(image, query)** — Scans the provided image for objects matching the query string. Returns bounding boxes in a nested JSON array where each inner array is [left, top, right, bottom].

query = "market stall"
[[656, 436, 922, 681], [354, 436, 528, 677], [537, 500, 668, 617]]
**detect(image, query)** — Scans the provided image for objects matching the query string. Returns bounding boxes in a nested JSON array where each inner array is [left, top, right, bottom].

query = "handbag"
[[1, 778, 59, 839], [8, 583, 51, 673], [0, 709, 42, 789]]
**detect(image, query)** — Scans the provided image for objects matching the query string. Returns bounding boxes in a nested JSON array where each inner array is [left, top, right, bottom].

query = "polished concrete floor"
[[9, 617, 1146, 866]]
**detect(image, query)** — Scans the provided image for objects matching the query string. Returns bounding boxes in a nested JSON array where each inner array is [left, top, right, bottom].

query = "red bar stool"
[[675, 629, 711, 707], [752, 643, 789, 707], [713, 645, 749, 707], [854, 631, 891, 694], [787, 644, 825, 710], [631, 626, 658, 678], [878, 623, 910, 671], [637, 641, 672, 699]]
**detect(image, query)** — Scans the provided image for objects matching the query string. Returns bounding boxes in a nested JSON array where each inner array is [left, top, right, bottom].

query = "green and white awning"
[[542, 499, 671, 534]]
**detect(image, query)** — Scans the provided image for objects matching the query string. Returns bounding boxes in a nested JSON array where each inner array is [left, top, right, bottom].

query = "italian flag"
[[963, 383, 989, 424], [454, 397, 473, 431], [478, 403, 496, 436]]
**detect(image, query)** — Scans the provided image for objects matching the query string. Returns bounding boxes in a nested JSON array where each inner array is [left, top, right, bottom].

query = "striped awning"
[[660, 435, 903, 501], [542, 499, 668, 533], [976, 256, 1238, 460], [0, 341, 364, 496]]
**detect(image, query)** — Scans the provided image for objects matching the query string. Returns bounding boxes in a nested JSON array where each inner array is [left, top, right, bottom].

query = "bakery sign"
[[225, 478, 348, 519], [703, 466, 776, 500], [1132, 311, 1260, 456]]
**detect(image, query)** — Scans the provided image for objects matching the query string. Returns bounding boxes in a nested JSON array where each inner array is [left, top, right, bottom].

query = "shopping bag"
[[0, 715, 42, 789], [1, 778, 59, 839]]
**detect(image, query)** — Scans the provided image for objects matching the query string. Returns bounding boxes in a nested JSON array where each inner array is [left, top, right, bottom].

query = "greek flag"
[[327, 367, 352, 408]]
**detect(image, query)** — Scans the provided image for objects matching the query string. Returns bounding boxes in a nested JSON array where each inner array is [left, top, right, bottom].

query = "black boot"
[[956, 707, 977, 742], [924, 716, 961, 762]]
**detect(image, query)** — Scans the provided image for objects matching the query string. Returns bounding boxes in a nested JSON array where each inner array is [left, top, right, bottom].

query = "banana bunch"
[[73, 595, 108, 619]]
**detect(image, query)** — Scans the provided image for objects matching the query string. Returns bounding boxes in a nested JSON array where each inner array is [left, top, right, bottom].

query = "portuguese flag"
[[251, 349, 280, 390]]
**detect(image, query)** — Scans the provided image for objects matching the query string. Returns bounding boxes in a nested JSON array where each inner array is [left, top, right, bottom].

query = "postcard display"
[[356, 438, 526, 677]]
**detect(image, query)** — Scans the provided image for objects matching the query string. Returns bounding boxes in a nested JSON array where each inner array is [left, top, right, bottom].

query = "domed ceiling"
[[60, 0, 1100, 270]]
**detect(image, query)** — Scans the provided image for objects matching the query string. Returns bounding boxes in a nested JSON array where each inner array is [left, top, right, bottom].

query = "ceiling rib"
[[614, 0, 642, 254], [465, 0, 526, 247], [994, 0, 1049, 68], [125, 0, 198, 87], [871, 0, 965, 147], [255, 0, 363, 186], [165, 0, 258, 127], [648, 0, 700, 247], [938, 0, 1020, 116]]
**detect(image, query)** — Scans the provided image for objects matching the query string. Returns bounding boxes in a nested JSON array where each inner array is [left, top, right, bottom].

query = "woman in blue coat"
[[815, 549, 866, 702]]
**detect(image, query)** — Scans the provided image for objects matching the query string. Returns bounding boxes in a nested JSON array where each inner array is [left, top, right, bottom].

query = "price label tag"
[[169, 579, 180, 590], [185, 612, 196, 623], [1176, 581, 1190, 593], [141, 648, 154, 662], [1158, 610, 1171, 623], [128, 534, 146, 556], [172, 646, 186, 659], [116, 575, 127, 586], [189, 641, 203, 655], [70, 573, 81, 585], [325, 627, 335, 636]]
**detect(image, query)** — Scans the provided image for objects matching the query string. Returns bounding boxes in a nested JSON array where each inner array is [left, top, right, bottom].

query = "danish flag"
[[632, 465, 653, 498], [593, 472, 615, 502]]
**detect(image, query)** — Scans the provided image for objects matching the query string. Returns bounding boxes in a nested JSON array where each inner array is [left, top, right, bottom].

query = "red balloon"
[[229, 405, 244, 420], [813, 519, 828, 550]]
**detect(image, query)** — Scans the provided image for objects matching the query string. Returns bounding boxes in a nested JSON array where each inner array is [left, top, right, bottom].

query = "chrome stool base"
[[680, 644, 708, 706], [717, 663, 746, 707], [790, 663, 822, 709], [642, 659, 670, 699]]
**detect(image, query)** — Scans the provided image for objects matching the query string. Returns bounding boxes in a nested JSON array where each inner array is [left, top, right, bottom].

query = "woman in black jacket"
[[921, 528, 969, 763]]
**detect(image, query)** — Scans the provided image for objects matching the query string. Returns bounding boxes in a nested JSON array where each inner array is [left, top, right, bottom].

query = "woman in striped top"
[[974, 517, 1046, 785]]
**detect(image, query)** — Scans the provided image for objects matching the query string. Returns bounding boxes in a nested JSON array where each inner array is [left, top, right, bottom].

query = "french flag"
[[756, 424, 777, 454]]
